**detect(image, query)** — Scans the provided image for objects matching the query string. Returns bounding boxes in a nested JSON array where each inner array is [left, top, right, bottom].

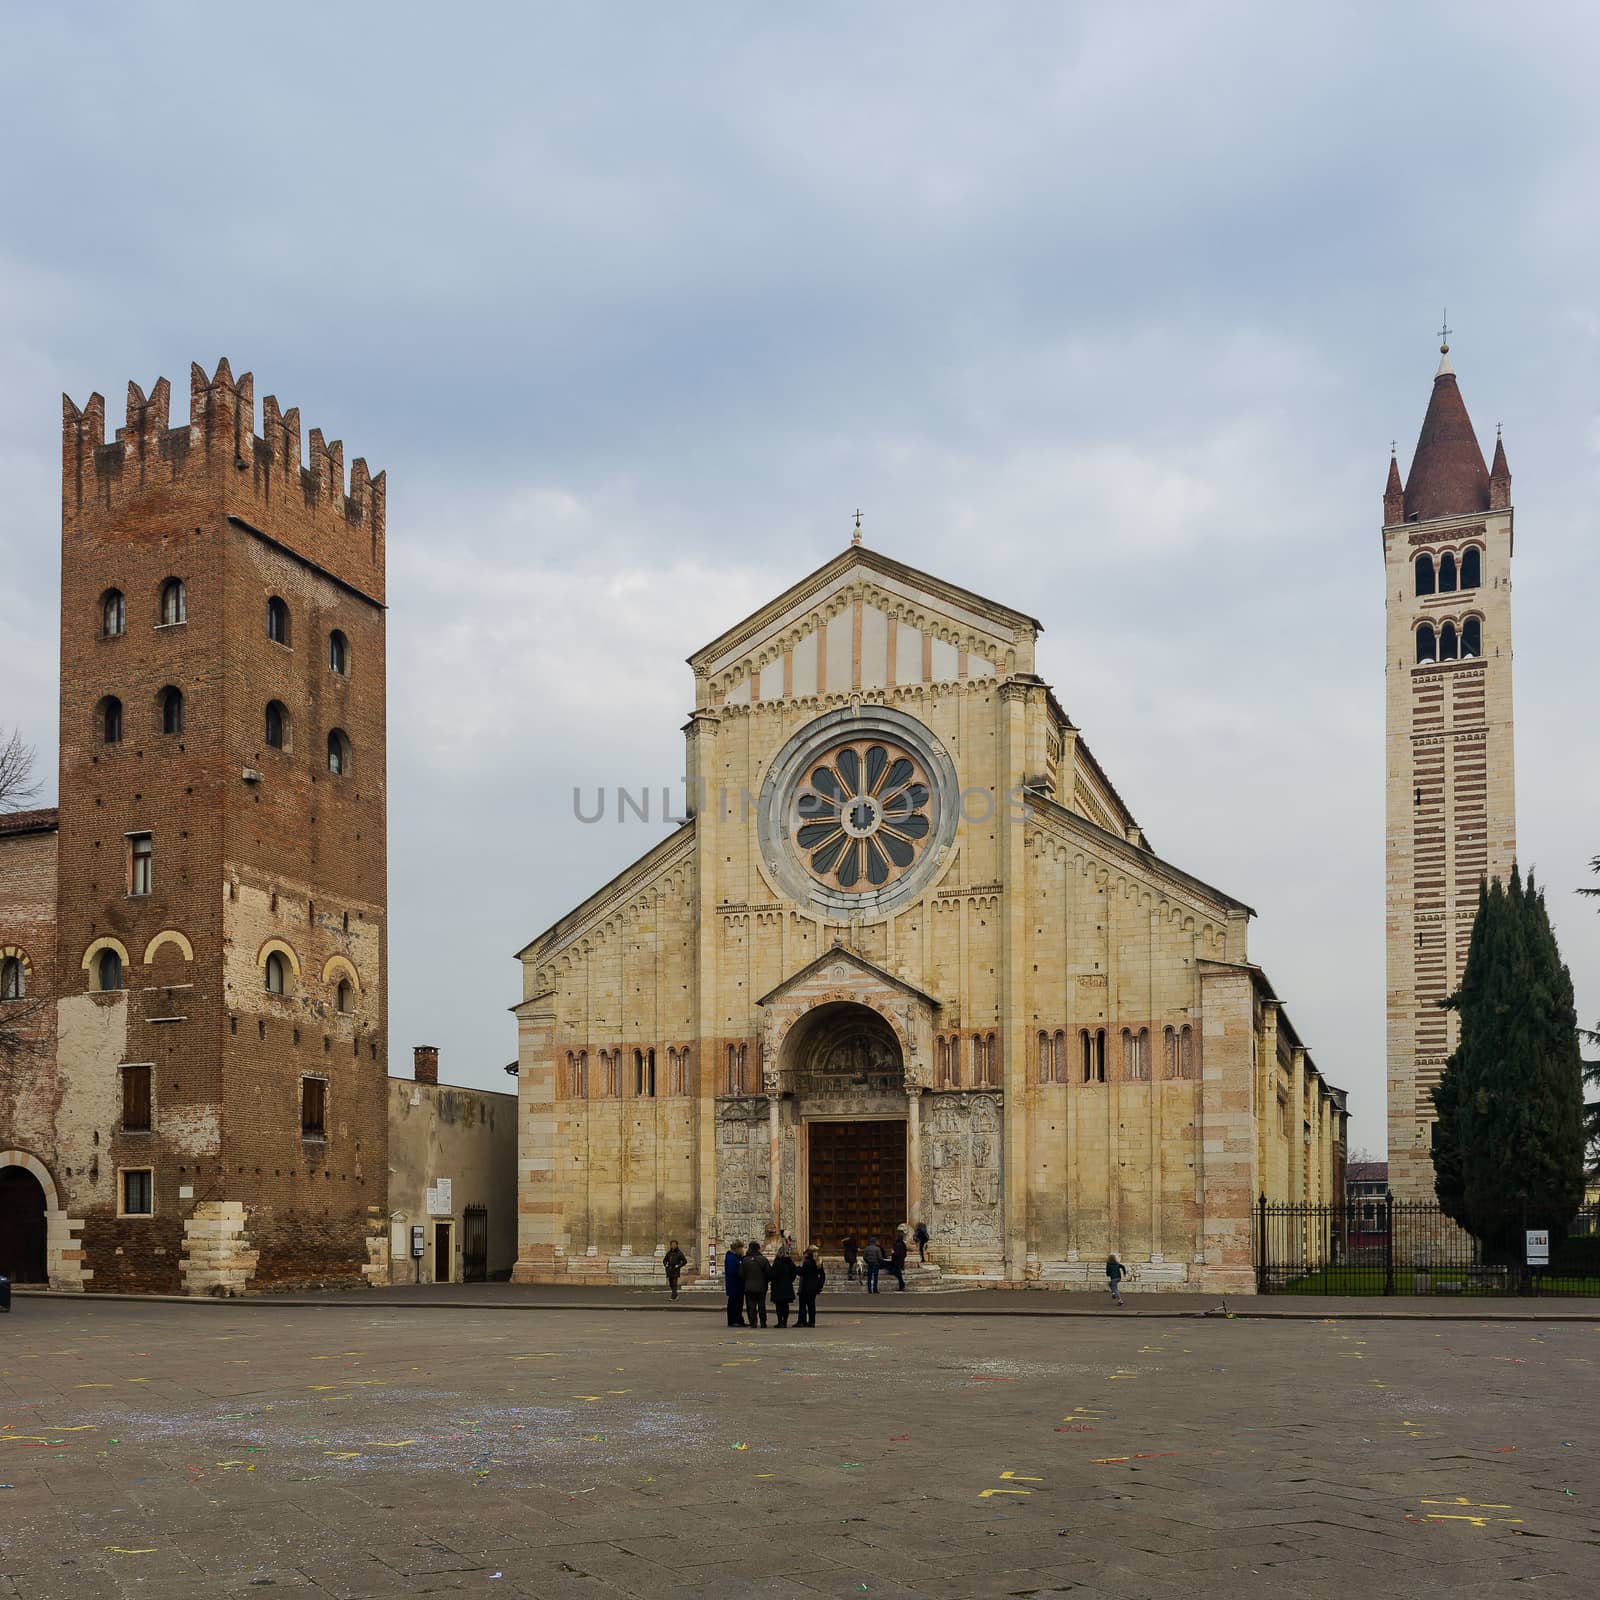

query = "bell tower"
[[1383, 335, 1517, 1199]]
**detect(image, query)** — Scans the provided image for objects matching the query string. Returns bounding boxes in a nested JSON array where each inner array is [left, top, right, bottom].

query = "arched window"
[[265, 700, 288, 749], [1462, 617, 1481, 658], [159, 578, 187, 626], [1414, 554, 1435, 596], [327, 729, 351, 775], [1037, 1030, 1051, 1084], [1053, 1029, 1066, 1083], [336, 978, 352, 1014], [264, 951, 287, 995], [574, 1050, 588, 1097], [328, 630, 349, 675], [1438, 551, 1457, 592], [99, 695, 123, 744], [1123, 1028, 1150, 1081], [1439, 622, 1459, 661], [1460, 547, 1481, 589], [1178, 1025, 1195, 1080], [1081, 1028, 1094, 1083], [96, 947, 122, 992], [608, 1050, 623, 1097], [101, 589, 126, 637], [160, 686, 184, 735], [726, 1044, 739, 1094], [266, 596, 290, 645], [1164, 1025, 1178, 1079], [1, 955, 24, 999], [1094, 1028, 1107, 1083], [1415, 624, 1436, 664]]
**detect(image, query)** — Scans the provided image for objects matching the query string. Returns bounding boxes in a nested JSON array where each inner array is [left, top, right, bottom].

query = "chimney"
[[413, 1045, 439, 1085]]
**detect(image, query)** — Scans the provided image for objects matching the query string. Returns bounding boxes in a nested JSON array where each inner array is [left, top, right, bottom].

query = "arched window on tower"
[[1081, 1028, 1093, 1083], [160, 686, 184, 736], [264, 951, 288, 995], [265, 700, 288, 749], [95, 947, 122, 992], [159, 577, 187, 626], [327, 729, 351, 775], [1462, 617, 1481, 658], [1414, 554, 1435, 596], [1053, 1029, 1067, 1083], [1438, 551, 1457, 592], [1037, 1030, 1051, 1084], [1178, 1025, 1195, 1079], [99, 696, 123, 744], [1460, 547, 1481, 588], [266, 596, 291, 645], [328, 630, 349, 675], [725, 1044, 739, 1096], [1415, 624, 1436, 665], [1123, 1028, 1150, 1081], [1094, 1028, 1107, 1083], [336, 978, 353, 1014], [1164, 1025, 1178, 1079], [101, 589, 125, 637], [1439, 622, 1459, 661], [575, 1050, 588, 1098], [1, 955, 24, 1000]]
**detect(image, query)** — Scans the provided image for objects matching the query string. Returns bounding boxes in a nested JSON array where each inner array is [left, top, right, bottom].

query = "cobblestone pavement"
[[2, 1299, 1597, 1598]]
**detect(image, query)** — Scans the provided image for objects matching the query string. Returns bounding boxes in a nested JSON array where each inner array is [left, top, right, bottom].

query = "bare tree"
[[0, 726, 41, 812]]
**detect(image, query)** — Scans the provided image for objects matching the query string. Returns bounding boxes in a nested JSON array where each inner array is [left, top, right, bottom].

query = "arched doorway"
[[785, 1002, 908, 1252], [0, 1164, 48, 1283]]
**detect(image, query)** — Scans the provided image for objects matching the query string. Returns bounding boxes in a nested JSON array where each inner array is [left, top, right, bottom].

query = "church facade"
[[512, 545, 1346, 1292]]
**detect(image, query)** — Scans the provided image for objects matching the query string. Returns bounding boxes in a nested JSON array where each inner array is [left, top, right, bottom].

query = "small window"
[[1415, 624, 1436, 664], [96, 947, 122, 992], [121, 1168, 153, 1216], [265, 700, 288, 750], [328, 630, 349, 675], [160, 686, 184, 735], [0, 955, 24, 1000], [1460, 547, 1481, 589], [336, 978, 352, 1014], [1052, 1029, 1066, 1084], [159, 578, 187, 626], [575, 1049, 588, 1097], [1163, 1025, 1177, 1079], [267, 596, 291, 645], [1037, 1030, 1051, 1084], [301, 1076, 327, 1138], [1438, 551, 1457, 592], [265, 950, 287, 995], [100, 695, 123, 744], [122, 1064, 152, 1132], [102, 588, 126, 637], [327, 729, 351, 775], [129, 833, 152, 897], [1439, 622, 1459, 662], [1094, 1028, 1106, 1083], [1178, 1025, 1195, 1080], [1081, 1028, 1093, 1083], [1462, 617, 1481, 658], [1414, 554, 1435, 596], [1123, 1028, 1150, 1081]]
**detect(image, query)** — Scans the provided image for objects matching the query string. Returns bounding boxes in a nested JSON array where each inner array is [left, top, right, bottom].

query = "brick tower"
[[1383, 339, 1517, 1200], [54, 361, 389, 1290]]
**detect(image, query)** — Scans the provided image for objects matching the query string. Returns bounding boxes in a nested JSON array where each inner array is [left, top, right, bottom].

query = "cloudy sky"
[[2, 4, 1596, 1153]]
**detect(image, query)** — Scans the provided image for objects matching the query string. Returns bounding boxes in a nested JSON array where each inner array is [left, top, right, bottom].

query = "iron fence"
[[1254, 1194, 1600, 1296]]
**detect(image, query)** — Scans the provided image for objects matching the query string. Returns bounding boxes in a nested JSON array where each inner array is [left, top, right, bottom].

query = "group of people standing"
[[722, 1238, 827, 1327], [839, 1221, 929, 1292]]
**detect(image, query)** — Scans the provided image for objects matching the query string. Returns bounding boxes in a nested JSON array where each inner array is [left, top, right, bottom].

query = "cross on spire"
[[851, 508, 863, 546], [1437, 309, 1452, 353]]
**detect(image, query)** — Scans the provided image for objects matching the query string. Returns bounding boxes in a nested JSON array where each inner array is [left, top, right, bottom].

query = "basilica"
[[511, 541, 1346, 1292]]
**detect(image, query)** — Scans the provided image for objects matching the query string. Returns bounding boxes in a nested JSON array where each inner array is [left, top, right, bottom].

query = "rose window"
[[791, 739, 932, 891]]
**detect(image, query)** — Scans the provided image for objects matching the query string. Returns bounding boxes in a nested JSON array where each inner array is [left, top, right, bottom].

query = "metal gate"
[[463, 1205, 488, 1283]]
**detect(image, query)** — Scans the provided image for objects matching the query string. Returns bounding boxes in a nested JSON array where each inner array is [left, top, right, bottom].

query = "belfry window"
[[1415, 624, 1436, 664], [101, 589, 126, 637], [159, 578, 187, 626], [1439, 622, 1459, 662], [1438, 551, 1457, 592], [1414, 554, 1435, 596], [1460, 547, 1481, 588], [160, 686, 184, 735], [1462, 617, 1481, 658]]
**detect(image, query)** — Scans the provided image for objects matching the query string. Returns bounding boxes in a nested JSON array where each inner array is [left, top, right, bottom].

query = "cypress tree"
[[1432, 868, 1586, 1263]]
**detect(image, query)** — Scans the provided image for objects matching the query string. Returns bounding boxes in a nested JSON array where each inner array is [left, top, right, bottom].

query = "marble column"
[[906, 1088, 922, 1224], [769, 1097, 782, 1234]]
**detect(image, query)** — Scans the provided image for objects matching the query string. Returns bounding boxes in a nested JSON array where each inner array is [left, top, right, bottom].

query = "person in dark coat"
[[889, 1230, 908, 1290], [842, 1232, 859, 1281], [663, 1239, 688, 1300], [1106, 1252, 1127, 1307], [913, 1220, 930, 1264], [740, 1239, 770, 1328], [768, 1246, 798, 1327], [862, 1236, 885, 1294], [796, 1246, 826, 1327], [723, 1241, 746, 1326]]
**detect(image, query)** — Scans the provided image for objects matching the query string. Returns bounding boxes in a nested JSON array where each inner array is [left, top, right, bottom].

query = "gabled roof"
[[0, 806, 58, 839], [689, 542, 1042, 671], [755, 944, 942, 1011]]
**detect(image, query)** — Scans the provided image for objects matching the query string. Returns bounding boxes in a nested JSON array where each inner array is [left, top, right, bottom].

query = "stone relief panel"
[[921, 1092, 1003, 1249], [714, 1097, 771, 1246]]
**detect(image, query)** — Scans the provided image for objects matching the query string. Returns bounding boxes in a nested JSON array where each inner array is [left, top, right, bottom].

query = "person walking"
[[663, 1239, 688, 1300], [796, 1246, 826, 1327], [1106, 1252, 1128, 1308], [889, 1230, 908, 1291], [842, 1232, 859, 1282], [912, 1220, 930, 1265], [862, 1235, 885, 1294], [724, 1240, 746, 1327], [769, 1244, 798, 1327], [740, 1239, 770, 1328]]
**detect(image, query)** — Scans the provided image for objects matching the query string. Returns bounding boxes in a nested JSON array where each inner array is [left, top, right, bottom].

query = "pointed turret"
[[1489, 430, 1511, 510], [1401, 342, 1490, 521], [1383, 450, 1404, 524]]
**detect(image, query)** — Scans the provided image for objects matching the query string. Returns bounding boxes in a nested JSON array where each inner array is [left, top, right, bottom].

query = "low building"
[[387, 1046, 516, 1284]]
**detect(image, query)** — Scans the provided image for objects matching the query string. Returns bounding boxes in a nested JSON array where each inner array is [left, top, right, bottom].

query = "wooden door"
[[806, 1119, 906, 1254], [463, 1206, 488, 1282]]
